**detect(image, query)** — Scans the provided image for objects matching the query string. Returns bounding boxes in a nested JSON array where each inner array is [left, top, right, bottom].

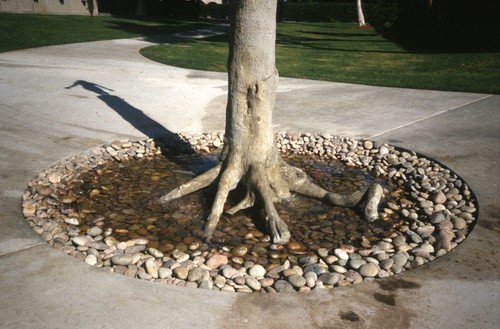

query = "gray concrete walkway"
[[0, 27, 498, 328]]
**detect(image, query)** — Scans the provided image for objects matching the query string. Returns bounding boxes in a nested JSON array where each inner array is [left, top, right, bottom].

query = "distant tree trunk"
[[87, 0, 96, 18], [160, 0, 383, 244], [357, 0, 366, 27]]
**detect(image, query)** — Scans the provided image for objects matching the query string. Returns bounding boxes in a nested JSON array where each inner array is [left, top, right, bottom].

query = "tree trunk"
[[357, 0, 366, 27], [160, 0, 383, 245], [201, 0, 294, 243]]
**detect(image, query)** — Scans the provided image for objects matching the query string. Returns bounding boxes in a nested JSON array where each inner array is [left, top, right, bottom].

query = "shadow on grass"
[[276, 31, 408, 54], [103, 17, 208, 37]]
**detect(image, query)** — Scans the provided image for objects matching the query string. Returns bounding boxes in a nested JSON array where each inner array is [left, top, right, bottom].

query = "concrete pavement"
[[0, 27, 498, 328]]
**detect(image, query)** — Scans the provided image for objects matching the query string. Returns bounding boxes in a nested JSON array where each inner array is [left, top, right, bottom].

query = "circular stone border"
[[22, 132, 478, 293]]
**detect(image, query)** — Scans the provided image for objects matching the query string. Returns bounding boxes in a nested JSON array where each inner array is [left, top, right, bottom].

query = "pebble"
[[453, 217, 467, 230], [87, 226, 102, 237], [233, 276, 245, 285], [287, 274, 306, 288], [303, 263, 328, 275], [199, 280, 213, 290], [173, 266, 189, 280], [145, 259, 159, 278], [286, 242, 304, 250], [71, 236, 87, 246], [158, 267, 172, 279], [274, 280, 295, 292], [331, 265, 347, 274], [398, 244, 413, 252], [380, 258, 394, 270], [221, 286, 235, 292], [248, 264, 266, 278], [333, 248, 349, 261], [392, 252, 409, 267], [413, 242, 435, 254], [318, 272, 340, 286], [64, 217, 80, 226], [376, 241, 392, 250], [317, 248, 329, 257], [187, 267, 205, 282], [259, 278, 274, 288], [47, 172, 62, 184], [85, 254, 98, 266], [419, 200, 434, 209], [316, 254, 333, 265], [303, 272, 317, 287], [344, 270, 363, 284], [409, 232, 423, 244], [206, 254, 228, 269], [359, 263, 379, 277], [379, 145, 389, 155], [245, 276, 262, 291], [111, 255, 134, 266], [363, 140, 373, 150], [431, 191, 447, 204], [416, 225, 435, 237], [392, 235, 406, 247], [348, 259, 366, 270], [222, 266, 239, 279], [299, 255, 318, 265], [41, 232, 52, 242], [214, 275, 227, 288], [232, 245, 249, 257], [148, 248, 164, 259]]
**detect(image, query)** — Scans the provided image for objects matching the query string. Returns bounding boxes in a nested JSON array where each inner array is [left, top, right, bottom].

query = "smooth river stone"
[[287, 274, 306, 288], [245, 276, 262, 291], [111, 255, 134, 266], [187, 267, 205, 282], [359, 263, 379, 277], [248, 264, 266, 278], [274, 280, 295, 292], [318, 272, 341, 286], [85, 254, 98, 266], [333, 248, 349, 261], [287, 242, 306, 250], [206, 254, 228, 269], [64, 217, 80, 226], [173, 266, 189, 280], [145, 259, 159, 279]]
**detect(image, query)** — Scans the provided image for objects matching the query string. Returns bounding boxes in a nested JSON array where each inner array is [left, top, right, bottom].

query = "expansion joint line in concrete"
[[367, 94, 493, 139], [0, 241, 46, 258]]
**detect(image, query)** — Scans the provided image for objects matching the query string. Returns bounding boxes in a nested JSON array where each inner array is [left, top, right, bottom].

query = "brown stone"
[[287, 241, 305, 250], [232, 244, 249, 257]]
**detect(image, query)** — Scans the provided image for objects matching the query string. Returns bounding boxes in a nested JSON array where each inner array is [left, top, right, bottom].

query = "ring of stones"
[[22, 132, 478, 293]]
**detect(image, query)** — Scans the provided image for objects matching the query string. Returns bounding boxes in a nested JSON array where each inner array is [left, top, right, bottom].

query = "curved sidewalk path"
[[0, 27, 498, 328]]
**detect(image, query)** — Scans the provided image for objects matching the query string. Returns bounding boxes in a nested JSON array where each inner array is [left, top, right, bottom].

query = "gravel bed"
[[23, 132, 478, 293]]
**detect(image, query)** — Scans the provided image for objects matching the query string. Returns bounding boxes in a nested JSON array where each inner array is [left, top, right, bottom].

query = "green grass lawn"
[[141, 22, 500, 94], [0, 13, 209, 52], [1, 15, 497, 94]]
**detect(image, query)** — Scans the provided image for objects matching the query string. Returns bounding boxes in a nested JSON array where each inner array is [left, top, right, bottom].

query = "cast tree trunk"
[[357, 0, 366, 27], [159, 0, 383, 244]]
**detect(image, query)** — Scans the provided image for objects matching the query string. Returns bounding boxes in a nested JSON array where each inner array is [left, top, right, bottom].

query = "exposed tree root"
[[159, 163, 222, 203], [159, 157, 383, 245]]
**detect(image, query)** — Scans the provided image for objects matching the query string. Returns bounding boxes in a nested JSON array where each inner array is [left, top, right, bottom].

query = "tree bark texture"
[[357, 0, 366, 27], [160, 0, 383, 244]]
